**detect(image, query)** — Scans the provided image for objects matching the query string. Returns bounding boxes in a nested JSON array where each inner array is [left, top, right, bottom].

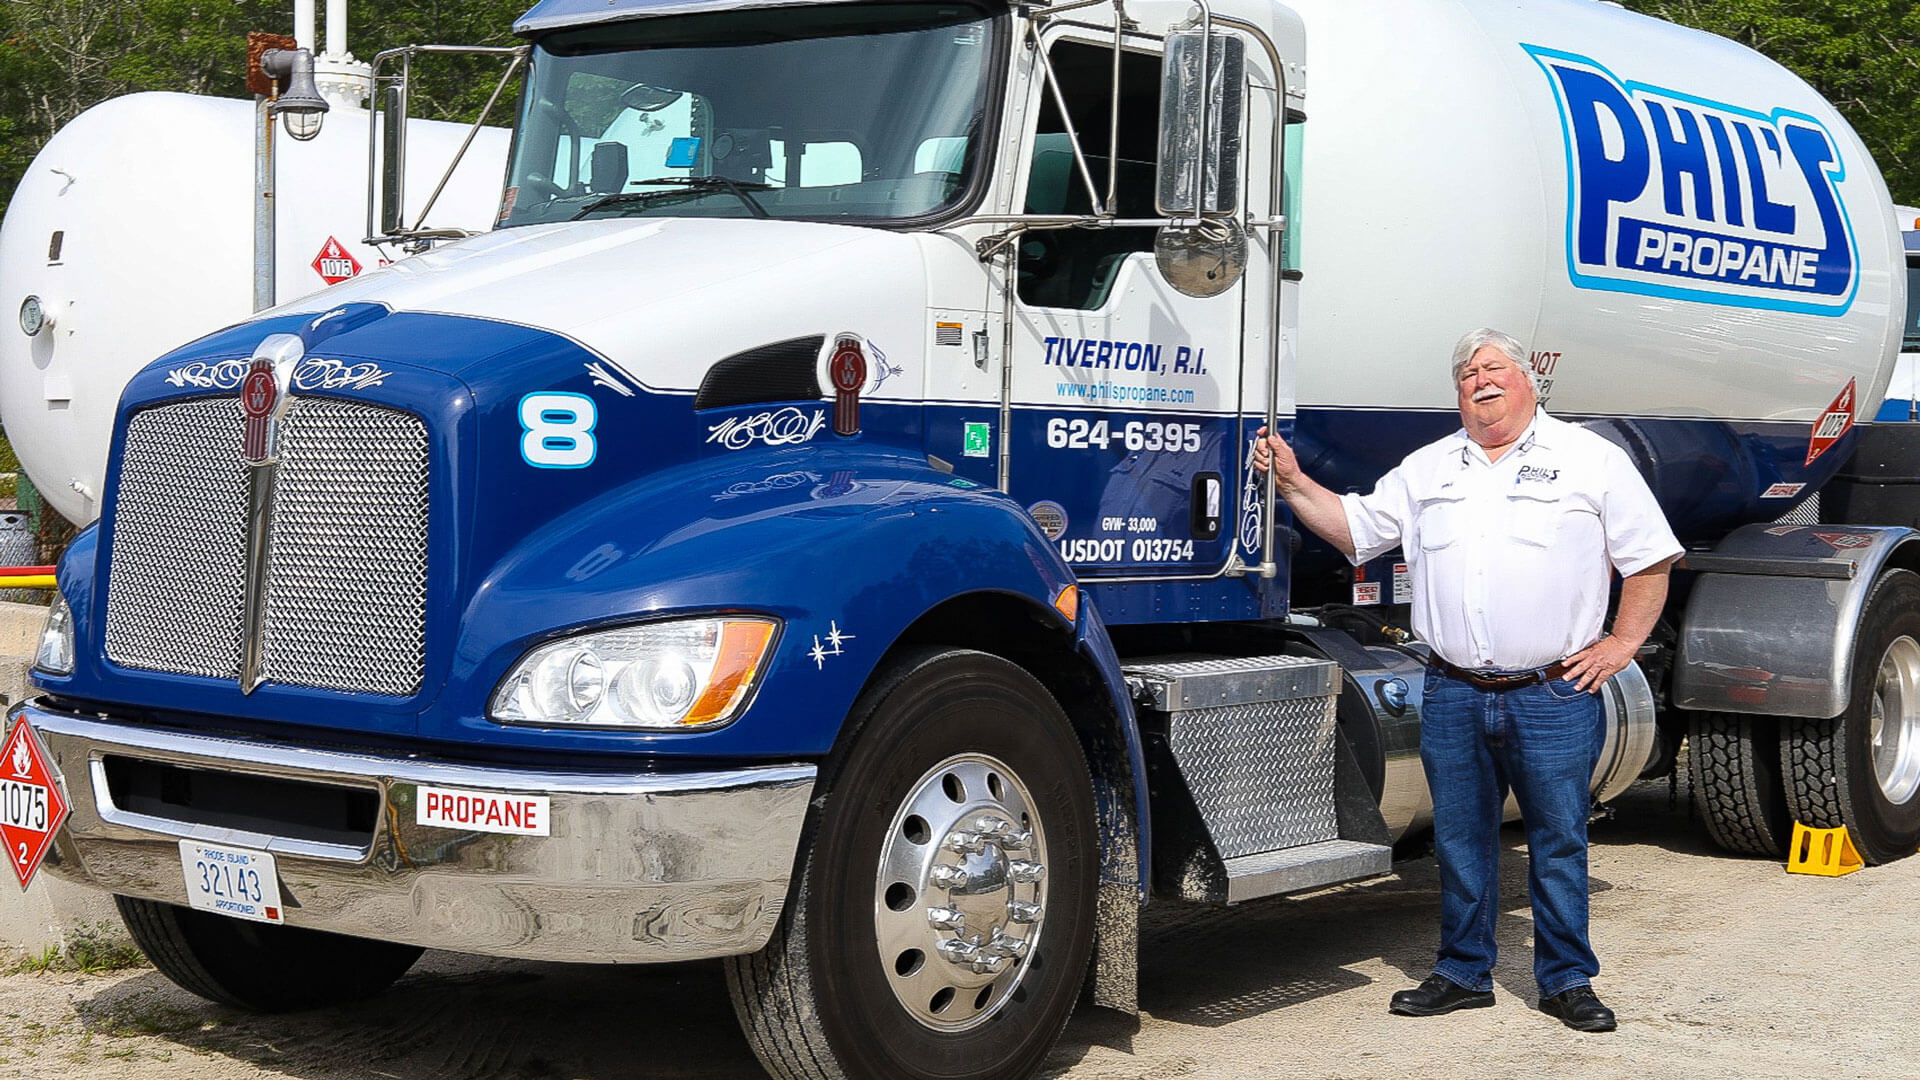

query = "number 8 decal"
[[519, 392, 597, 469]]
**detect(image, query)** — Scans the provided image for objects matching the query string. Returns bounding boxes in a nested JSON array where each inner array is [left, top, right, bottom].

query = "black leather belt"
[[1428, 655, 1573, 691]]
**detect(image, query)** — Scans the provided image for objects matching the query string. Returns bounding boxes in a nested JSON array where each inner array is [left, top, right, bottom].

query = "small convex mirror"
[[1155, 28, 1246, 217], [1154, 217, 1247, 298]]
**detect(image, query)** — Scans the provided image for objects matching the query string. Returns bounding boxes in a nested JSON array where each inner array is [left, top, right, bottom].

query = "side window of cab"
[[1017, 41, 1162, 311]]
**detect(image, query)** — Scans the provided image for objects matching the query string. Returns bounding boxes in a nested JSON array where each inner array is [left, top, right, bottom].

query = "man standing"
[[1254, 328, 1681, 1032]]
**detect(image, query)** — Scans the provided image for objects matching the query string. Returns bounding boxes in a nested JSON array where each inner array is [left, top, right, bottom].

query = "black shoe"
[[1540, 985, 1617, 1032], [1388, 975, 1495, 1016]]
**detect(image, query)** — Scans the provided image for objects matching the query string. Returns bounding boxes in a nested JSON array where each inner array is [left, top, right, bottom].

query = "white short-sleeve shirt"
[[1340, 410, 1683, 671]]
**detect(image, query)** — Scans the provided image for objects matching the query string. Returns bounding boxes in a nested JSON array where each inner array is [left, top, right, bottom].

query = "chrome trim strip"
[[239, 333, 302, 694], [238, 457, 278, 693], [1680, 553, 1856, 579], [32, 709, 813, 796]]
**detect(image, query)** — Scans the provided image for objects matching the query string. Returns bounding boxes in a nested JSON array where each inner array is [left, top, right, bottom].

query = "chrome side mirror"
[[379, 85, 407, 236], [1156, 28, 1245, 217]]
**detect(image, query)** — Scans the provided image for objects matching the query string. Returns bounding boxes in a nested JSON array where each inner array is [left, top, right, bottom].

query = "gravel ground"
[[0, 778, 1915, 1080]]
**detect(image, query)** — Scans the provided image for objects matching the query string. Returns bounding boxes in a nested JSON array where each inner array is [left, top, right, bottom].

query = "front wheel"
[[726, 649, 1097, 1080], [1782, 569, 1920, 864], [116, 896, 423, 1011]]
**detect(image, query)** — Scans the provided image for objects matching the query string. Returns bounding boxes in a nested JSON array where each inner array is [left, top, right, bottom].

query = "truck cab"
[[22, 3, 1329, 1078], [1869, 206, 1920, 422]]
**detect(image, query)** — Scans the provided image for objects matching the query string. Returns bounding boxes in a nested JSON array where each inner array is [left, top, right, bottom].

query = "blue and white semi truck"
[[11, 0, 1917, 1077]]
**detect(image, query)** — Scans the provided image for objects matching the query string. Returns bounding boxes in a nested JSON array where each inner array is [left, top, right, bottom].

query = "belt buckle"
[[1467, 667, 1533, 691]]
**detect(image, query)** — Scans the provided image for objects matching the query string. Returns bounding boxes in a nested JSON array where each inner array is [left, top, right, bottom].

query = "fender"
[[433, 445, 1091, 757], [1069, 599, 1150, 899], [1676, 522, 1920, 717], [32, 525, 99, 699]]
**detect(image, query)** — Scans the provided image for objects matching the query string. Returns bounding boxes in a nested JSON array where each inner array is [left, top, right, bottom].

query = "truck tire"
[[1687, 712, 1791, 857], [1782, 568, 1920, 864], [115, 896, 423, 1011], [725, 649, 1097, 1080]]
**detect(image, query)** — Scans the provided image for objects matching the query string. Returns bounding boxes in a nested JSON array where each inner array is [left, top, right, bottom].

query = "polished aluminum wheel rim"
[[1871, 635, 1920, 805], [874, 753, 1047, 1031]]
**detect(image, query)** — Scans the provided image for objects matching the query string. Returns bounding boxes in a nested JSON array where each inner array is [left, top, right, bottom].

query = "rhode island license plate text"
[[178, 840, 284, 924]]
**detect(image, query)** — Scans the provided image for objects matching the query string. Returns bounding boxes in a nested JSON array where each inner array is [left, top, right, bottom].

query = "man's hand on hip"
[[1562, 635, 1638, 693], [1564, 559, 1675, 692]]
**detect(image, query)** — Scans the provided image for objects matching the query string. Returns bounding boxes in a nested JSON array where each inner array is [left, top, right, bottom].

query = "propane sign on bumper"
[[416, 785, 550, 836]]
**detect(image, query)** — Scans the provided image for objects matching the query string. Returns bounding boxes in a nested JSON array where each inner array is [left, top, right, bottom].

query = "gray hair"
[[1449, 327, 1536, 389]]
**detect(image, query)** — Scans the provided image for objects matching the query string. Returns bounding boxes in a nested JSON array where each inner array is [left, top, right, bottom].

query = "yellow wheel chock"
[[1786, 822, 1863, 876]]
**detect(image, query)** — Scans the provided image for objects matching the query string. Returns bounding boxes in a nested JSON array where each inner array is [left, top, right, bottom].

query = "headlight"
[[35, 592, 74, 675], [490, 616, 777, 730]]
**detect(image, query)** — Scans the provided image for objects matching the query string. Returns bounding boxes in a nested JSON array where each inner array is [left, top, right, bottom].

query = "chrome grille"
[[105, 396, 429, 696], [261, 399, 429, 695], [104, 399, 249, 679]]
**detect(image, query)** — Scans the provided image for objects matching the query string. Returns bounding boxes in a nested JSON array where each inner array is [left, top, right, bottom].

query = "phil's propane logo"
[[1527, 46, 1857, 316]]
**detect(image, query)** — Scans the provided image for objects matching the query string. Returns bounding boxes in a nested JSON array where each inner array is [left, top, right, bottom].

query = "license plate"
[[178, 840, 284, 924]]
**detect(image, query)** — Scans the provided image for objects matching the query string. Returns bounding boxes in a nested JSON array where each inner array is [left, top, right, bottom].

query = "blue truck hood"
[[45, 217, 1012, 761]]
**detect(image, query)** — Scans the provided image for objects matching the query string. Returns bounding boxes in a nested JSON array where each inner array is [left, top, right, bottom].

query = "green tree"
[[351, 0, 529, 123], [1622, 0, 1920, 204], [0, 0, 527, 218]]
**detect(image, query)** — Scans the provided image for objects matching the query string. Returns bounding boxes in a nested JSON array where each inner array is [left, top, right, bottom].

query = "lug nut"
[[937, 938, 980, 966], [1007, 900, 1042, 924], [1008, 859, 1044, 884], [927, 907, 966, 932], [929, 864, 969, 889], [943, 831, 987, 855], [970, 954, 1009, 975], [984, 929, 1031, 961]]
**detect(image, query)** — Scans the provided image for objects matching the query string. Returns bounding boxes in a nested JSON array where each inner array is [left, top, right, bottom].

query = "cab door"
[[999, 33, 1266, 582]]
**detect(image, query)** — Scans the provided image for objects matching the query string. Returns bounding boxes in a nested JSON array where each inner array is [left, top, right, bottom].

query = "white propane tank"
[[1286, 0, 1904, 424], [0, 93, 510, 524]]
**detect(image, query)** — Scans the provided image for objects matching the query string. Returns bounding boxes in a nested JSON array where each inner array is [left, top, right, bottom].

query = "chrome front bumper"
[[19, 700, 815, 964]]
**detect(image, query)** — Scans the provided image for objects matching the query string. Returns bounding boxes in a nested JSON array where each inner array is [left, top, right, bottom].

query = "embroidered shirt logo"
[[1516, 465, 1561, 484]]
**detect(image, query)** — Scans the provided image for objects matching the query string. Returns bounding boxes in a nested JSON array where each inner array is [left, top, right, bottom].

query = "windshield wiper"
[[573, 176, 774, 220]]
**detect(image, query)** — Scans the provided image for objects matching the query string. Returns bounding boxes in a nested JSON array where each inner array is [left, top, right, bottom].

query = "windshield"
[[501, 2, 999, 226]]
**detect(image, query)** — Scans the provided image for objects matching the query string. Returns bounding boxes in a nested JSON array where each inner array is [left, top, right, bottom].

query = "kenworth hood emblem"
[[240, 335, 301, 466]]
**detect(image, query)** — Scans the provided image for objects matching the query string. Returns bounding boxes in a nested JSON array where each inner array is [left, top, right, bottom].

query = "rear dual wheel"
[[1782, 569, 1920, 864], [726, 649, 1097, 1080], [1689, 711, 1792, 857]]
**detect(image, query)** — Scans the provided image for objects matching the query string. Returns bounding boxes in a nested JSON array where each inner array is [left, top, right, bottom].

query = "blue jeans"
[[1421, 669, 1603, 997]]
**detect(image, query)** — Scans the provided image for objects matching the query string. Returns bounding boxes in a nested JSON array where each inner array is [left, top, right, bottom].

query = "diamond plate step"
[[1221, 839, 1392, 903], [1125, 654, 1343, 859]]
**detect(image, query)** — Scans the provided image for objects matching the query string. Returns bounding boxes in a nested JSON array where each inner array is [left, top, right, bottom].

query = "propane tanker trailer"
[[6, 1, 1914, 1078]]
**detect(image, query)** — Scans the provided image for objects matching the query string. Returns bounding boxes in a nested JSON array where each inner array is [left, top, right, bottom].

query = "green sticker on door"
[[963, 422, 992, 458]]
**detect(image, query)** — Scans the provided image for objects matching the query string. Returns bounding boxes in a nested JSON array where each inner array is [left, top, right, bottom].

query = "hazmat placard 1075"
[[0, 719, 68, 889]]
